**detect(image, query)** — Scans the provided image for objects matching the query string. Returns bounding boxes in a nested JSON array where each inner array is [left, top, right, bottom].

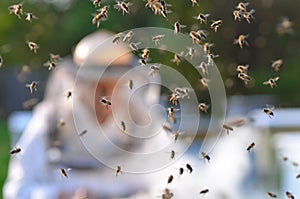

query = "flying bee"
[[200, 77, 209, 88], [263, 105, 274, 118], [185, 47, 195, 60], [170, 52, 184, 65], [223, 124, 234, 134], [197, 62, 208, 76], [189, 31, 202, 44], [276, 17, 294, 35], [186, 163, 193, 173], [91, 0, 102, 7], [0, 55, 3, 68], [233, 10, 242, 21], [60, 168, 71, 178], [236, 64, 249, 74], [267, 192, 277, 198], [167, 175, 174, 184], [179, 167, 184, 176], [129, 42, 141, 52], [149, 64, 160, 77], [112, 33, 123, 44], [199, 189, 209, 195], [263, 77, 280, 88], [128, 79, 134, 90], [234, 34, 249, 49], [271, 59, 283, 72], [174, 21, 186, 34], [114, 0, 132, 15], [26, 41, 39, 53], [8, 2, 23, 19], [243, 9, 255, 24], [170, 150, 176, 159], [92, 6, 109, 28], [201, 152, 211, 162], [49, 53, 62, 63], [100, 97, 112, 109], [79, 130, 88, 136], [152, 34, 165, 46], [167, 106, 180, 123], [247, 142, 255, 152], [211, 20, 222, 32], [198, 103, 210, 113], [286, 192, 295, 199], [65, 91, 72, 99], [120, 121, 126, 132], [141, 48, 150, 59], [25, 81, 39, 93], [43, 60, 56, 70], [115, 165, 122, 176], [236, 2, 249, 12], [207, 53, 219, 66], [25, 12, 37, 22], [193, 13, 210, 24], [203, 42, 214, 55], [10, 147, 21, 155], [139, 58, 148, 66], [190, 0, 199, 7], [197, 30, 208, 40], [237, 72, 251, 85]]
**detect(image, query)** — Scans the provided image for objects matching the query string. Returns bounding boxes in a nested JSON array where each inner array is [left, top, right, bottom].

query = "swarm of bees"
[[233, 2, 255, 23]]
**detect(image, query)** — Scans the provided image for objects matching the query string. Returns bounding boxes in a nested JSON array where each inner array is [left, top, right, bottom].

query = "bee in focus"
[[92, 6, 109, 28], [174, 21, 186, 34], [193, 13, 210, 24], [234, 34, 249, 49], [199, 189, 209, 195], [203, 42, 214, 55], [267, 192, 277, 198], [263, 77, 280, 88], [197, 62, 208, 76], [286, 191, 295, 199], [263, 105, 274, 118], [200, 152, 211, 162], [233, 10, 242, 21], [223, 124, 234, 135], [236, 64, 249, 74], [115, 165, 122, 176], [25, 81, 39, 93], [189, 30, 203, 44], [25, 12, 37, 22], [210, 20, 222, 32], [237, 72, 251, 85], [247, 142, 255, 152], [186, 163, 193, 173], [141, 48, 150, 59], [149, 64, 160, 77], [167, 175, 174, 184], [10, 147, 21, 155], [236, 2, 250, 12], [114, 0, 132, 15], [152, 34, 165, 46], [8, 2, 23, 19], [129, 42, 141, 52], [91, 0, 102, 7], [271, 59, 283, 72], [112, 33, 123, 44], [190, 0, 199, 7], [170, 52, 184, 65], [198, 103, 210, 113], [100, 97, 112, 109], [79, 130, 88, 136], [167, 106, 180, 124], [26, 41, 39, 53], [60, 168, 71, 178]]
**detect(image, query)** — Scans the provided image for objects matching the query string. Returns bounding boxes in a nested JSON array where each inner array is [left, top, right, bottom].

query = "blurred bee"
[[173, 131, 182, 142], [44, 60, 56, 70], [236, 2, 249, 12], [50, 53, 62, 63], [100, 97, 112, 109], [267, 192, 277, 198], [228, 118, 246, 127], [276, 17, 294, 35], [173, 87, 191, 99], [139, 58, 148, 66], [292, 162, 298, 167], [22, 98, 39, 109], [149, 64, 160, 77], [237, 72, 251, 85], [152, 34, 165, 46], [199, 189, 209, 195], [169, 93, 179, 106], [60, 168, 71, 178], [26, 41, 39, 53], [211, 20, 222, 32], [25, 12, 37, 22], [223, 124, 234, 134], [65, 91, 72, 99], [203, 42, 214, 55], [207, 52, 219, 66], [167, 106, 180, 123], [186, 163, 193, 173], [283, 156, 288, 161], [57, 119, 66, 127], [114, 0, 132, 15], [170, 150, 176, 159], [174, 21, 186, 34], [121, 121, 126, 132], [200, 77, 209, 88], [8, 2, 23, 19], [198, 103, 210, 113], [0, 55, 3, 68], [79, 130, 88, 136], [263, 105, 274, 118], [25, 81, 39, 93], [141, 48, 150, 59], [161, 188, 174, 199], [296, 174, 300, 179], [189, 30, 202, 44], [200, 152, 211, 162], [129, 42, 141, 52], [236, 64, 249, 74], [233, 10, 242, 21], [128, 79, 134, 90], [170, 52, 184, 65], [233, 34, 249, 49], [193, 13, 210, 24], [10, 147, 21, 155], [190, 0, 199, 7], [179, 167, 184, 176], [185, 47, 195, 60], [92, 6, 109, 28], [115, 165, 122, 176], [286, 192, 295, 199], [243, 9, 255, 24], [91, 0, 102, 7], [197, 62, 208, 75], [263, 77, 280, 88], [271, 59, 283, 72], [167, 175, 174, 184], [112, 33, 123, 44], [247, 142, 255, 152]]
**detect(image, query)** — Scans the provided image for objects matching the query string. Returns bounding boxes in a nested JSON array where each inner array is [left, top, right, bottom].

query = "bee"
[[200, 77, 209, 88], [129, 42, 141, 52], [128, 79, 134, 90], [112, 33, 123, 44], [233, 10, 242, 21], [283, 156, 288, 161], [170, 150, 176, 159], [170, 52, 184, 65], [207, 53, 219, 66], [223, 124, 234, 134], [267, 192, 277, 198], [271, 59, 283, 72], [296, 174, 300, 179], [197, 62, 208, 76], [120, 121, 126, 132], [50, 53, 62, 63], [276, 17, 294, 35], [92, 6, 109, 28], [114, 0, 132, 15], [79, 130, 88, 136], [167, 107, 180, 124], [236, 64, 249, 74], [263, 105, 274, 118], [10, 147, 21, 155], [263, 77, 280, 88], [26, 41, 39, 53], [100, 97, 112, 109], [198, 103, 210, 113], [139, 58, 148, 66], [185, 47, 195, 60], [152, 34, 165, 46], [25, 12, 37, 22], [173, 87, 191, 99], [0, 55, 3, 68], [163, 188, 174, 199], [44, 60, 56, 70], [8, 3, 23, 19], [211, 20, 222, 32], [186, 163, 193, 173], [292, 162, 298, 167], [60, 168, 71, 178], [174, 21, 186, 34], [243, 9, 255, 24], [91, 0, 102, 7], [57, 119, 66, 127], [199, 189, 209, 195], [149, 64, 160, 77], [25, 81, 39, 93], [173, 131, 182, 142], [197, 30, 208, 40], [167, 175, 174, 184], [190, 0, 199, 7], [200, 152, 211, 162], [141, 48, 150, 59], [236, 2, 249, 12], [189, 31, 202, 44], [286, 191, 295, 199], [65, 91, 72, 99], [234, 34, 249, 49], [193, 13, 210, 24], [179, 167, 184, 177], [237, 72, 251, 85], [203, 42, 214, 55], [247, 142, 255, 152], [115, 165, 122, 176]]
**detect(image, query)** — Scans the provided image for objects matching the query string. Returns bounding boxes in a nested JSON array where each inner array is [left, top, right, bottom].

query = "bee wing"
[[274, 76, 280, 81], [263, 81, 269, 85]]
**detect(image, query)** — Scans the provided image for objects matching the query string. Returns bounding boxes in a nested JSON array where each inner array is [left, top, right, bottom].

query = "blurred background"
[[0, 0, 300, 198]]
